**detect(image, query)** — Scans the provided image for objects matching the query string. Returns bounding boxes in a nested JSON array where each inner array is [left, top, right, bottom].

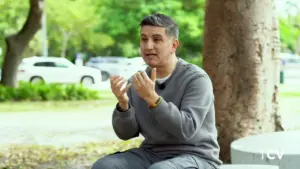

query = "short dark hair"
[[140, 13, 179, 39]]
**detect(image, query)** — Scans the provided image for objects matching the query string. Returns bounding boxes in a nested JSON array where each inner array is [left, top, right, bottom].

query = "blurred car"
[[280, 53, 300, 84], [125, 57, 148, 77], [85, 56, 129, 81], [280, 53, 300, 66], [17, 56, 102, 86], [85, 56, 148, 81]]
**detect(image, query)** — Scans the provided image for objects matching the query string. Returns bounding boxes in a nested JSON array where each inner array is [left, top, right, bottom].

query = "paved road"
[[0, 81, 299, 149], [282, 64, 300, 85], [0, 99, 299, 149], [0, 107, 119, 148]]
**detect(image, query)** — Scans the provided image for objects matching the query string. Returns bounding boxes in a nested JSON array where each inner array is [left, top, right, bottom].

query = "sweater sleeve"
[[112, 87, 140, 140], [150, 74, 214, 141]]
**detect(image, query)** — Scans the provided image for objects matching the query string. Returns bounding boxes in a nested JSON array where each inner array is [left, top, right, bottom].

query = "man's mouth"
[[145, 54, 157, 57]]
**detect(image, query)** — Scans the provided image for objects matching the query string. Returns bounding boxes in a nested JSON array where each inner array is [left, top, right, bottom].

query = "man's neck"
[[156, 56, 178, 79]]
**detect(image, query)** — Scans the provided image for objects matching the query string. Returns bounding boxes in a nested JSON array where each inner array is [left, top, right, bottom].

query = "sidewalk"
[[279, 84, 300, 93]]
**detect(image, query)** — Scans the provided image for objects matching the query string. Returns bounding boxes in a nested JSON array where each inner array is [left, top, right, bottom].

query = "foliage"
[[46, 0, 114, 59], [0, 81, 100, 102], [0, 0, 206, 66], [95, 0, 206, 58], [186, 55, 203, 67], [0, 138, 143, 169], [279, 16, 300, 53], [0, 0, 30, 67], [0, 0, 300, 67]]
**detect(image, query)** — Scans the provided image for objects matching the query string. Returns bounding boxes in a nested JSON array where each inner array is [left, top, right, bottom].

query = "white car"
[[17, 56, 102, 85], [85, 56, 130, 81], [85, 56, 148, 81]]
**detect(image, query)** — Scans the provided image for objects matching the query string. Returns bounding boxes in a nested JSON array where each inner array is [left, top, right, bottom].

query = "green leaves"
[[95, 0, 206, 57], [0, 81, 100, 102], [0, 0, 206, 61], [1, 0, 298, 63]]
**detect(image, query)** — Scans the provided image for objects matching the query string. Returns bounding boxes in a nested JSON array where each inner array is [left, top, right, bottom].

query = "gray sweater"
[[112, 58, 222, 167]]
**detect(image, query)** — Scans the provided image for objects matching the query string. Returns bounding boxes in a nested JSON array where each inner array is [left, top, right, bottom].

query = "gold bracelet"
[[149, 96, 162, 109]]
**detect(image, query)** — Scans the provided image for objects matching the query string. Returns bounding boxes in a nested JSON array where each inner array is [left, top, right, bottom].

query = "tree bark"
[[0, 0, 44, 87], [60, 30, 74, 58], [60, 31, 69, 58], [202, 0, 282, 163], [294, 36, 300, 55]]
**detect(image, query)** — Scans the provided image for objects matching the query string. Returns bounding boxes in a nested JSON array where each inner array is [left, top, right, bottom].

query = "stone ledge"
[[220, 164, 278, 169], [230, 131, 300, 169]]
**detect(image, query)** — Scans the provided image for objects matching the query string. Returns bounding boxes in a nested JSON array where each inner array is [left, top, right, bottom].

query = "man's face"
[[140, 25, 178, 68]]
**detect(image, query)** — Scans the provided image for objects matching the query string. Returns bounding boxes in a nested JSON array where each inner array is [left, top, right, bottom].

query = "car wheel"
[[81, 76, 94, 86], [30, 76, 44, 84], [101, 71, 110, 81]]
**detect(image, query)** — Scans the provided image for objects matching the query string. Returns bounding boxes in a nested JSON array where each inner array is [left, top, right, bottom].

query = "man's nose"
[[145, 40, 154, 49]]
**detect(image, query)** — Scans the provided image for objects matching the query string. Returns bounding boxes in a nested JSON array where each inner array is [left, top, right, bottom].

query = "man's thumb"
[[151, 68, 156, 81]]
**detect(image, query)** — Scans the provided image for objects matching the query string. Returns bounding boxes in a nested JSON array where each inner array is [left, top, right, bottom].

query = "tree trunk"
[[294, 36, 300, 55], [202, 0, 282, 163], [0, 0, 44, 87], [60, 31, 72, 58]]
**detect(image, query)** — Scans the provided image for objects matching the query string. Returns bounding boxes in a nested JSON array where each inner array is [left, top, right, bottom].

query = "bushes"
[[185, 56, 203, 68], [0, 81, 100, 102]]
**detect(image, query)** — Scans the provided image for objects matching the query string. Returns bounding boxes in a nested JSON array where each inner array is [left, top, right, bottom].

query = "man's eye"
[[154, 39, 160, 42]]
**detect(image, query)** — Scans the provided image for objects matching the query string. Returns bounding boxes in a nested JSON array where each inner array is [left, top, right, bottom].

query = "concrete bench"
[[220, 164, 278, 169], [230, 131, 300, 169]]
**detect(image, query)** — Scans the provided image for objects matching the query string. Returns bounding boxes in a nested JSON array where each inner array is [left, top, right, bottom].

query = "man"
[[92, 13, 222, 169]]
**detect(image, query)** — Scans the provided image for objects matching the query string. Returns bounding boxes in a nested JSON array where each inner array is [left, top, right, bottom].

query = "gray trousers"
[[91, 147, 215, 169]]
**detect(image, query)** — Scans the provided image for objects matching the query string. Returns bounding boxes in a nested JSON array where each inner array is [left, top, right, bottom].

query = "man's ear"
[[171, 39, 179, 54]]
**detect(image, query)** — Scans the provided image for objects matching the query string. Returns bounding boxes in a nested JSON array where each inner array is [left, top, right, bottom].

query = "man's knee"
[[148, 161, 176, 169], [91, 154, 123, 169]]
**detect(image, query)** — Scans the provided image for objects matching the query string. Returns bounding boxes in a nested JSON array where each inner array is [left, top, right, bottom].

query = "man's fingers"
[[141, 71, 149, 81], [120, 83, 131, 97], [110, 76, 119, 84], [111, 76, 124, 89], [133, 73, 142, 86], [133, 75, 140, 88], [110, 76, 118, 81], [110, 76, 116, 86], [151, 68, 156, 82], [116, 79, 127, 88], [135, 72, 144, 83], [121, 83, 132, 94], [112, 76, 122, 85]]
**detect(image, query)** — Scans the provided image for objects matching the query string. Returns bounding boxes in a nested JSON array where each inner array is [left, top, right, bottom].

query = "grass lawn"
[[1, 87, 300, 113], [0, 138, 143, 169], [279, 92, 300, 97], [0, 90, 117, 113], [279, 89, 300, 114], [0, 86, 299, 168]]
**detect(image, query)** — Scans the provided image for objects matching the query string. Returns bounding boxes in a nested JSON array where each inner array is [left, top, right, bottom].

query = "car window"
[[287, 58, 300, 63], [34, 62, 56, 67], [90, 58, 103, 63], [89, 57, 128, 64], [55, 62, 68, 68]]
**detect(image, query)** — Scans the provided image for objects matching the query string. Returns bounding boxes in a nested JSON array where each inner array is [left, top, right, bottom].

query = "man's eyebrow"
[[152, 34, 163, 37], [141, 34, 163, 38]]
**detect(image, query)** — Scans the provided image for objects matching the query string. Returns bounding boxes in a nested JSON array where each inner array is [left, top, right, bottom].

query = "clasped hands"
[[110, 68, 159, 110]]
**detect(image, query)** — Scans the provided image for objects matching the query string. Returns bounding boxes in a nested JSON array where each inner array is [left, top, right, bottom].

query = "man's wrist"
[[146, 93, 160, 106], [117, 102, 129, 112]]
